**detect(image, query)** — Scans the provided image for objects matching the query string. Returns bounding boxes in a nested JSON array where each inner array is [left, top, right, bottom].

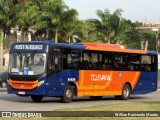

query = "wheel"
[[61, 85, 74, 103], [120, 84, 131, 100], [31, 95, 43, 102], [90, 96, 103, 100], [1, 81, 7, 88]]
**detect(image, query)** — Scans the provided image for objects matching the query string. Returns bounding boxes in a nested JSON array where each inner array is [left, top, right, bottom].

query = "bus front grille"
[[9, 80, 38, 90]]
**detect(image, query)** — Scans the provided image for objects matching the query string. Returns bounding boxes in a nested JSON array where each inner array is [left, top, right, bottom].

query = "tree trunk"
[[144, 41, 148, 51], [141, 41, 148, 50], [0, 31, 4, 72], [141, 41, 144, 50], [68, 36, 71, 43], [105, 36, 110, 43], [55, 29, 58, 43], [108, 39, 110, 44]]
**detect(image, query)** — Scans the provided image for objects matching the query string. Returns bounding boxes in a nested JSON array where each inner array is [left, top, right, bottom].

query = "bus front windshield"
[[9, 53, 46, 75]]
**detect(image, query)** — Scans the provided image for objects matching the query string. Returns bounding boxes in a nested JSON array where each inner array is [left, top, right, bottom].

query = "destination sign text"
[[14, 44, 43, 50]]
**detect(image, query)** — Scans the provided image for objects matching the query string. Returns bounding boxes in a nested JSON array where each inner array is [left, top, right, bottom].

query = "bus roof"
[[10, 41, 157, 55], [80, 42, 157, 55]]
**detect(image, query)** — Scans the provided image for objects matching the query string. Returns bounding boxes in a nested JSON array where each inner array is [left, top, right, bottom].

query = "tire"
[[61, 85, 74, 103], [90, 96, 103, 100], [1, 81, 7, 88], [31, 95, 43, 102], [119, 84, 131, 100]]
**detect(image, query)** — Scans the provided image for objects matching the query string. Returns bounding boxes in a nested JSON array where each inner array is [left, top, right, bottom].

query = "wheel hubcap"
[[124, 87, 129, 97], [1, 82, 6, 88], [66, 89, 72, 99]]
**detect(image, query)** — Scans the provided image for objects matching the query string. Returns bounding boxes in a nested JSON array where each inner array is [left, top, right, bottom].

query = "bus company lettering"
[[14, 45, 43, 50], [91, 74, 112, 81]]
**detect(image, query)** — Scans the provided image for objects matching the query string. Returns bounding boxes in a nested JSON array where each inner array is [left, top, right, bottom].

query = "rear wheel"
[[61, 85, 74, 103], [115, 84, 131, 100], [31, 95, 43, 102], [120, 84, 131, 100]]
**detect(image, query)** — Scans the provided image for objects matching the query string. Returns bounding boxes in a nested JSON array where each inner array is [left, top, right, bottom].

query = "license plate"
[[18, 91, 25, 95]]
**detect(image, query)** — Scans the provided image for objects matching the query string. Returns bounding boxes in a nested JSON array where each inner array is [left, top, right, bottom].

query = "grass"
[[56, 101, 160, 111]]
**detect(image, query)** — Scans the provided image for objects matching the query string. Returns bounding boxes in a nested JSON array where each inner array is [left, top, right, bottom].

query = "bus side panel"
[[132, 72, 158, 94], [45, 70, 79, 97], [76, 70, 141, 97]]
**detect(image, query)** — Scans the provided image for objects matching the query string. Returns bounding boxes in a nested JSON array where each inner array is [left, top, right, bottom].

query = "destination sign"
[[14, 44, 44, 50]]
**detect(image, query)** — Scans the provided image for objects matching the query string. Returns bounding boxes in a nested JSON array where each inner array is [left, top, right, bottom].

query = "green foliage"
[[0, 32, 2, 43], [142, 32, 156, 51], [0, 1, 158, 51], [0, 0, 17, 32], [87, 9, 134, 44], [126, 30, 143, 49]]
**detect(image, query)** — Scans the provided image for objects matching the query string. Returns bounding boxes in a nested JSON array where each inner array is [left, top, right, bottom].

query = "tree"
[[0, 0, 17, 71], [88, 9, 128, 43], [126, 30, 143, 49], [0, 32, 3, 71], [15, 1, 40, 41], [60, 9, 79, 42], [142, 32, 156, 51], [73, 20, 89, 42], [33, 0, 68, 42], [113, 19, 132, 44]]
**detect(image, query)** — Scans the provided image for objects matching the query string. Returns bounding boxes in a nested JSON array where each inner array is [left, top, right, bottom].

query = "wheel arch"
[[124, 82, 132, 91], [68, 82, 77, 96]]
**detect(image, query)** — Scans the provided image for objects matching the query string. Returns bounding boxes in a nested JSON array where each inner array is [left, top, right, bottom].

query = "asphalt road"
[[0, 90, 159, 111]]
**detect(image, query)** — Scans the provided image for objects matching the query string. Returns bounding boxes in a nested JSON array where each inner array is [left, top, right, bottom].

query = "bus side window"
[[48, 47, 62, 71], [83, 52, 90, 69], [48, 53, 55, 70], [66, 50, 81, 69], [141, 55, 153, 72]]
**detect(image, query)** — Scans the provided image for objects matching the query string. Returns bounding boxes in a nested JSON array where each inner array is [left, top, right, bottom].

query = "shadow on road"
[[0, 94, 148, 103]]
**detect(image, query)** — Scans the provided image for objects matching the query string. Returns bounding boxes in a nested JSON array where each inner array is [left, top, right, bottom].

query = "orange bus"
[[7, 41, 158, 103]]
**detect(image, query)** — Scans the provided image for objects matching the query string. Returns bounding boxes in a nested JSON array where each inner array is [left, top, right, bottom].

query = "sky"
[[64, 0, 160, 23]]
